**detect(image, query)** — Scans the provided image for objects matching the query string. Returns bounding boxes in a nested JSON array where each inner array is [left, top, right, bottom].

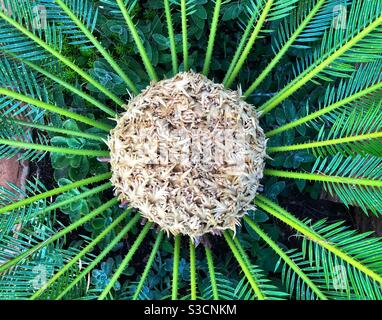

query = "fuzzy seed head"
[[108, 72, 267, 240]]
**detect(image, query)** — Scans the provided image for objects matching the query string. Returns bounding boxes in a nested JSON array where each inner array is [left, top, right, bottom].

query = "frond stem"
[[164, 0, 178, 75], [0, 10, 124, 106], [268, 131, 382, 153], [98, 222, 153, 300], [0, 88, 112, 132], [243, 216, 328, 300], [264, 169, 382, 187], [132, 231, 164, 300], [116, 0, 158, 81], [223, 231, 265, 300], [202, 0, 222, 76], [190, 240, 197, 300], [0, 172, 112, 214], [14, 119, 106, 142], [55, 214, 140, 300], [0, 138, 109, 157], [205, 246, 218, 300], [172, 234, 181, 300], [181, 0, 189, 71]]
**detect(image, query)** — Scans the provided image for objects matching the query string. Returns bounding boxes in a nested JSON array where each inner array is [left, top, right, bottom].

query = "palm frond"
[[256, 196, 382, 299], [311, 154, 382, 215], [0, 0, 63, 61], [41, 0, 98, 49], [224, 231, 288, 300], [0, 56, 49, 121], [266, 60, 382, 137], [98, 222, 153, 300], [0, 115, 49, 161], [201, 271, 237, 300], [41, 0, 138, 94], [265, 152, 382, 215], [267, 100, 382, 157], [243, 216, 328, 300], [259, 1, 382, 114]]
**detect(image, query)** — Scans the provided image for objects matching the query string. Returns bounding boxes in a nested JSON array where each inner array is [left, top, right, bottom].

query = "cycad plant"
[[0, 0, 382, 300]]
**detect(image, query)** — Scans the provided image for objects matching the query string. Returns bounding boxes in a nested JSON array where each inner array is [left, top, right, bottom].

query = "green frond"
[[41, 0, 99, 49], [98, 222, 153, 300], [171, 234, 181, 300], [30, 207, 132, 299], [17, 57, 116, 116], [311, 154, 382, 215], [0, 172, 111, 215], [259, 2, 382, 114], [0, 5, 124, 106], [0, 178, 49, 244], [0, 245, 89, 300], [224, 0, 275, 88], [234, 264, 287, 300], [56, 214, 140, 300], [265, 152, 382, 215], [256, 196, 382, 299], [42, 0, 138, 94], [0, 197, 118, 274], [244, 0, 328, 96], [266, 61, 382, 137], [224, 230, 288, 300], [0, 56, 49, 121], [0, 115, 49, 161], [0, 87, 112, 131], [295, 0, 351, 44], [98, 0, 137, 20], [243, 216, 328, 300], [224, 0, 299, 87], [268, 100, 382, 157], [0, 0, 63, 61], [201, 271, 236, 300]]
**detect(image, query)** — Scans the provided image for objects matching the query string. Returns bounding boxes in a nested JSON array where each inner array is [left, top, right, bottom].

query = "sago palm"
[[0, 0, 381, 300]]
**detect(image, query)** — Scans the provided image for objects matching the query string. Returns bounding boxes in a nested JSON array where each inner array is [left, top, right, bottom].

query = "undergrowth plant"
[[0, 0, 381, 300]]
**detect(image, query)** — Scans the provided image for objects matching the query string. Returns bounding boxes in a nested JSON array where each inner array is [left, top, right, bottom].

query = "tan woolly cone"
[[108, 71, 267, 240]]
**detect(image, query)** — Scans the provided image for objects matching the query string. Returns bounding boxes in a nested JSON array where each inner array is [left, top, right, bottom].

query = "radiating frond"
[[0, 56, 49, 121], [259, 1, 382, 113], [0, 115, 49, 161], [201, 271, 237, 300], [256, 196, 382, 300], [311, 154, 382, 215], [40, 0, 98, 49], [0, 0, 63, 61], [266, 60, 382, 137]]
